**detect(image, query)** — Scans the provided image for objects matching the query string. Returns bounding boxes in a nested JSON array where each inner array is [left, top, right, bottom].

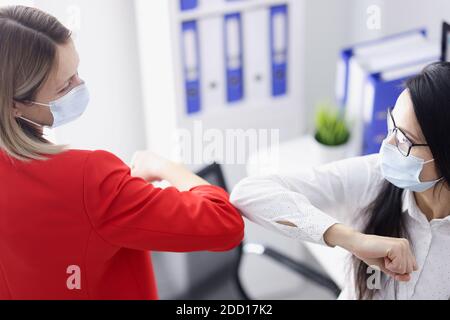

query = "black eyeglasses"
[[387, 108, 429, 157]]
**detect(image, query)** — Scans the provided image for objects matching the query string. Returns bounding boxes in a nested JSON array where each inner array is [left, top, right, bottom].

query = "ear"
[[12, 100, 27, 117]]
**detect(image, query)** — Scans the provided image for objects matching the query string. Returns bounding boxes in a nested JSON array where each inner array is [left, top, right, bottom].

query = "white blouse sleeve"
[[230, 154, 381, 246]]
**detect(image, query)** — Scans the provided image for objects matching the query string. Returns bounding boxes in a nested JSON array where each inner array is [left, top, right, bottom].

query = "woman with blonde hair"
[[0, 5, 244, 299]]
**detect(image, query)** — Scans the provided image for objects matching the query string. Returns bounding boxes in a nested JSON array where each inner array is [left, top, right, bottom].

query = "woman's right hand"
[[130, 151, 172, 183], [324, 224, 418, 281], [351, 233, 418, 281], [130, 150, 210, 191]]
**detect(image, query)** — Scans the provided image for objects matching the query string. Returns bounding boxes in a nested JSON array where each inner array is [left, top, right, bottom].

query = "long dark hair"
[[354, 61, 450, 299]]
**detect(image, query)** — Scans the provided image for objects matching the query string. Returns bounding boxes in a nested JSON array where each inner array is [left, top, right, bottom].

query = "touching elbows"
[[229, 176, 266, 222], [204, 190, 246, 252]]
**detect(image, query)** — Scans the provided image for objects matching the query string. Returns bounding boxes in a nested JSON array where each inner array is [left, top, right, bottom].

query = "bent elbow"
[[230, 176, 268, 217], [203, 194, 245, 252], [229, 177, 256, 208], [209, 224, 244, 252]]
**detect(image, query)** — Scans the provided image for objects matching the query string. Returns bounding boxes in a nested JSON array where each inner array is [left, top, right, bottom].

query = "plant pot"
[[312, 135, 350, 164]]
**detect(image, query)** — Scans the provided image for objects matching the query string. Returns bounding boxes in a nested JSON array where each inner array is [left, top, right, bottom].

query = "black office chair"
[[177, 162, 341, 299]]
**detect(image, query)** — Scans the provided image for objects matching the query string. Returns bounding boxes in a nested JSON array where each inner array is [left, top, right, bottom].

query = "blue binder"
[[362, 59, 438, 155], [270, 4, 289, 97], [336, 28, 427, 109], [180, 0, 198, 11], [337, 48, 354, 109], [362, 73, 405, 155], [182, 21, 201, 114], [224, 13, 244, 103]]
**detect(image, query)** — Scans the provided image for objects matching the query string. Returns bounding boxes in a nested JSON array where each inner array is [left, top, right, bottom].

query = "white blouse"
[[230, 154, 450, 300]]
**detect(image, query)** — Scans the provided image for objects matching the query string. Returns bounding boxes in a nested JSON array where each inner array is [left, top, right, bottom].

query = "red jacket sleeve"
[[82, 150, 244, 252]]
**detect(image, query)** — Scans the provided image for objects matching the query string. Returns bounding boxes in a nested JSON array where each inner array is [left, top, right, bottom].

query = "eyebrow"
[[57, 59, 80, 92], [56, 77, 72, 92], [391, 111, 422, 143], [400, 127, 422, 143]]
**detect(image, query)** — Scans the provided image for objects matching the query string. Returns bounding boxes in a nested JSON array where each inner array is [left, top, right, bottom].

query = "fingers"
[[129, 151, 140, 168], [130, 151, 146, 178], [356, 234, 419, 283], [381, 261, 410, 281], [380, 260, 396, 277], [394, 274, 411, 282], [406, 242, 417, 273], [413, 259, 418, 271], [381, 257, 411, 282], [364, 257, 411, 283], [384, 238, 418, 281], [409, 246, 418, 272]]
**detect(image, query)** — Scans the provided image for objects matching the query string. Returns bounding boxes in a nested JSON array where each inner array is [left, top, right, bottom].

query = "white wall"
[[303, 0, 354, 132], [134, 0, 178, 163], [347, 0, 450, 42], [379, 0, 450, 42], [0, 0, 32, 6]]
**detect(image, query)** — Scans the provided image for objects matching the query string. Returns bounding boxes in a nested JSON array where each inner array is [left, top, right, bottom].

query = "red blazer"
[[0, 149, 244, 300]]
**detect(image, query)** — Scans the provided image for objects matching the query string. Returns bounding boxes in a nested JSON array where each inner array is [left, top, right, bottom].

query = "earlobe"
[[11, 101, 23, 118]]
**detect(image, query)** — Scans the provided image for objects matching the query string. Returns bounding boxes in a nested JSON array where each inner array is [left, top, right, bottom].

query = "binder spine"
[[224, 12, 244, 103], [270, 4, 289, 97], [182, 21, 202, 114], [180, 0, 198, 11]]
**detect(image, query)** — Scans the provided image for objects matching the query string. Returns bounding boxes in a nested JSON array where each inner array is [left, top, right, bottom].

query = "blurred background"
[[1, 0, 449, 299]]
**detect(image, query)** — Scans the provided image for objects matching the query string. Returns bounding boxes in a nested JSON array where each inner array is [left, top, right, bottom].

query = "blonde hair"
[[0, 5, 71, 162]]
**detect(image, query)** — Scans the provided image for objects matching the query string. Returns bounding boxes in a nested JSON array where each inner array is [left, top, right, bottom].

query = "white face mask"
[[380, 139, 443, 193], [18, 83, 90, 129]]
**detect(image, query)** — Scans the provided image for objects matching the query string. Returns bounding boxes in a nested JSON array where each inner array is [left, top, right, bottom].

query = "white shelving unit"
[[135, 0, 306, 180]]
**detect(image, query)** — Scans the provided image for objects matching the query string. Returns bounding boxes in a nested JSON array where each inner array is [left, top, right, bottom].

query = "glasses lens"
[[394, 129, 412, 156]]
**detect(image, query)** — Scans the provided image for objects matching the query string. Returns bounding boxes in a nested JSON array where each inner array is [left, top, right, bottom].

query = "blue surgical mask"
[[380, 139, 443, 192], [18, 83, 90, 128]]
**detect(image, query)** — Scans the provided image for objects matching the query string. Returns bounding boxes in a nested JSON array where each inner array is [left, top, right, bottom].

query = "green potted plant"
[[313, 102, 351, 162]]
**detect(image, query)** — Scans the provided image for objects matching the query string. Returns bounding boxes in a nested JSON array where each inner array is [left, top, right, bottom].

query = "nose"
[[386, 130, 396, 146], [73, 72, 84, 87], [73, 73, 84, 86]]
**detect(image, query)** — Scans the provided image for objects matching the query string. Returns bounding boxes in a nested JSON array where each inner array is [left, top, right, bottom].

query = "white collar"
[[402, 189, 450, 225]]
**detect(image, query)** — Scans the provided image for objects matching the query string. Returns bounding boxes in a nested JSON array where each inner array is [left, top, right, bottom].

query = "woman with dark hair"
[[231, 61, 450, 299]]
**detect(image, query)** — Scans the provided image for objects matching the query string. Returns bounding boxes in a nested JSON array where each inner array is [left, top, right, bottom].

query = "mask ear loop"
[[28, 101, 51, 107], [14, 100, 51, 128], [17, 116, 45, 128], [421, 158, 445, 184]]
